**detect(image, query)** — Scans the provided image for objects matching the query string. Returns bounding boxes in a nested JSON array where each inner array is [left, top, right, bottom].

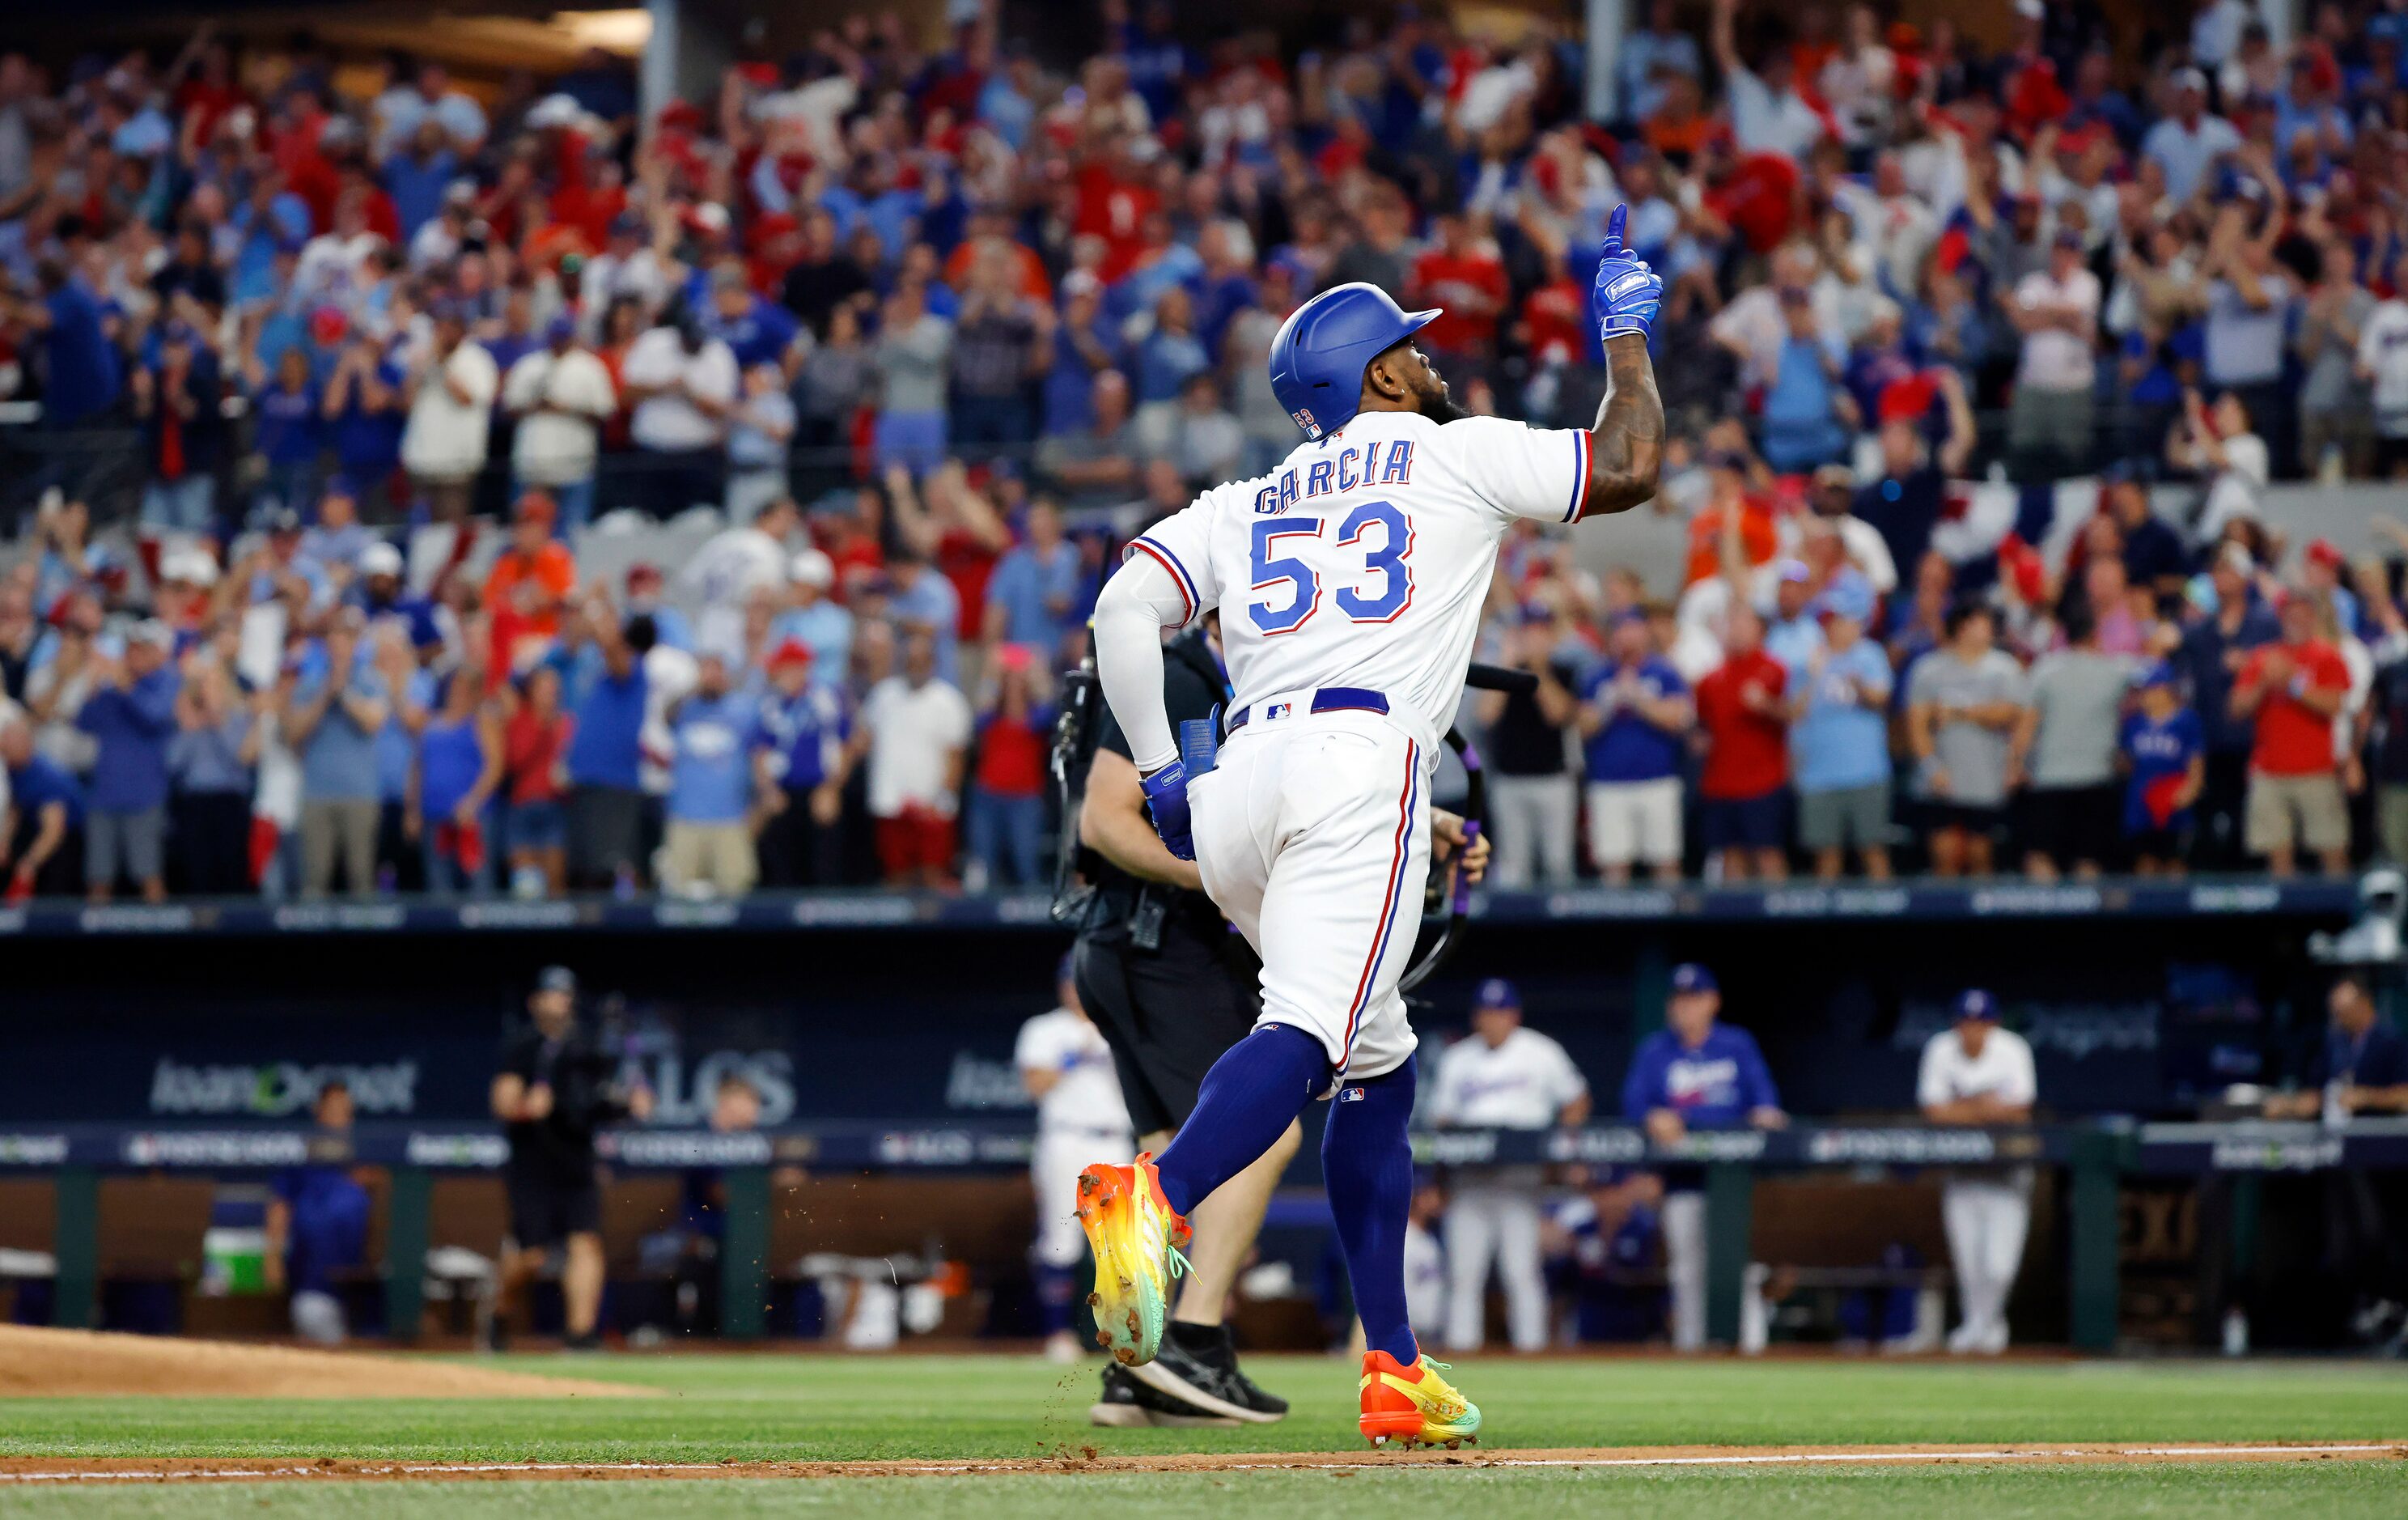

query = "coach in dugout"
[[487, 965, 652, 1350], [2263, 975, 2408, 1348], [1622, 962, 1786, 1351], [1918, 989, 2037, 1355]]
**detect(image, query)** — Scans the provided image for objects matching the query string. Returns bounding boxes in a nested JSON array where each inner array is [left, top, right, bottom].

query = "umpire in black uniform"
[[487, 966, 651, 1350], [1073, 619, 1295, 1428]]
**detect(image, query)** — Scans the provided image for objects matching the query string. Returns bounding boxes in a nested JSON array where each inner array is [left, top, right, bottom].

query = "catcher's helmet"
[[1266, 282, 1441, 441]]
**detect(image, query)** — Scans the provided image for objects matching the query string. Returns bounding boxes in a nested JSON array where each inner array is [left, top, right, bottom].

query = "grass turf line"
[[3, 1464, 2407, 1519], [5, 1356, 2404, 1463]]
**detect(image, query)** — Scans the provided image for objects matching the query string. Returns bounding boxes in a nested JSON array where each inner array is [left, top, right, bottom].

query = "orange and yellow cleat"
[[1075, 1153, 1192, 1367], [1359, 1351, 1482, 1450]]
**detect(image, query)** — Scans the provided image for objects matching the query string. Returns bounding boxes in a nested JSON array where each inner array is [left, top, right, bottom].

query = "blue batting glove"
[[1591, 203, 1664, 342], [1139, 759, 1196, 861]]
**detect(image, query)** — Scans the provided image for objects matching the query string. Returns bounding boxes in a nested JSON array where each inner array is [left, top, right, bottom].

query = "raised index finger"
[[1603, 202, 1628, 260]]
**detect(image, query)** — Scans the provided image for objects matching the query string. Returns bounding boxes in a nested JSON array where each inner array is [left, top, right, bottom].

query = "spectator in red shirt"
[[1409, 211, 1508, 376], [964, 643, 1054, 889], [502, 664, 575, 896], [1694, 605, 1791, 881], [2230, 592, 2352, 877]]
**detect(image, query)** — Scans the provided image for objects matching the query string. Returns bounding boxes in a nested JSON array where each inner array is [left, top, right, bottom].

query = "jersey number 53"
[[1249, 500, 1414, 635]]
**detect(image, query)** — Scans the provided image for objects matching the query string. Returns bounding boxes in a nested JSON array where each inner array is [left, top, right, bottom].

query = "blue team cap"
[[1473, 977, 1520, 1012], [1670, 963, 1718, 996], [2131, 660, 2177, 691], [1956, 988, 1999, 1021]]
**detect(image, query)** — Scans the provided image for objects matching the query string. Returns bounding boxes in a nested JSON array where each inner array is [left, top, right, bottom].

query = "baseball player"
[[1918, 988, 2036, 1354], [1621, 963, 1786, 1351], [1075, 206, 1664, 1447], [1016, 954, 1135, 1365], [1429, 978, 1591, 1353]]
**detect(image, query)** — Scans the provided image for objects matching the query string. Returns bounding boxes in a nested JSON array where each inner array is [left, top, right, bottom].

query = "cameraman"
[[487, 965, 652, 1350]]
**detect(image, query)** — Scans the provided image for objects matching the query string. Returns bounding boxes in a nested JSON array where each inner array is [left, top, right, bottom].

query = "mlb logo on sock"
[[1338, 1086, 1366, 1103]]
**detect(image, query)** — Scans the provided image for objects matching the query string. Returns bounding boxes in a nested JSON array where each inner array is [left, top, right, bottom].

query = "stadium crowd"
[[6, 2, 2408, 898]]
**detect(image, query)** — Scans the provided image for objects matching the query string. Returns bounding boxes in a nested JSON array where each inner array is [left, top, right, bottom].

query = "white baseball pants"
[[1943, 1178, 2031, 1350], [1442, 1182, 1549, 1352], [1033, 1127, 1131, 1267], [1190, 709, 1431, 1081]]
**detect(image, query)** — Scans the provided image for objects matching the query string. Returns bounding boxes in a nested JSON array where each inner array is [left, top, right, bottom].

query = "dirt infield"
[[0, 1442, 2398, 1485], [0, 1325, 640, 1399]]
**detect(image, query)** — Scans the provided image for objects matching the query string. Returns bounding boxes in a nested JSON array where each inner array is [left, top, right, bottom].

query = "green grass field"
[[4, 1353, 2405, 1517]]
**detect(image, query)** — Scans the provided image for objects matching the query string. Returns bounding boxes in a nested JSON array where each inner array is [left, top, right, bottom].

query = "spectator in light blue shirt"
[[1617, 0, 1702, 121], [769, 550, 853, 682], [981, 500, 1083, 656], [884, 552, 962, 684], [1788, 596, 1895, 881], [285, 614, 389, 898], [661, 652, 758, 898], [2140, 70, 2241, 204]]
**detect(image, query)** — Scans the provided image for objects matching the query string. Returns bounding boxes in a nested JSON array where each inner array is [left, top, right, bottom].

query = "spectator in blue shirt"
[[1790, 593, 1896, 881], [1, 708, 84, 899], [750, 639, 851, 886], [564, 592, 652, 893], [702, 260, 803, 372], [382, 120, 459, 241], [250, 345, 325, 519], [981, 500, 1083, 658], [1758, 291, 1855, 473], [15, 261, 123, 430], [1131, 285, 1210, 407], [74, 622, 181, 903], [167, 644, 256, 896], [1578, 613, 1693, 883], [2119, 661, 2204, 875], [285, 614, 391, 898], [1042, 270, 1120, 437], [2176, 544, 2280, 868], [323, 334, 407, 516], [662, 652, 758, 898], [2264, 976, 2408, 1120], [1622, 963, 1787, 1351]]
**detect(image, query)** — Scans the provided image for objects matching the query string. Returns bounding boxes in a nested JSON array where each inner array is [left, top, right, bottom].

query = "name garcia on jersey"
[[1252, 439, 1418, 514]]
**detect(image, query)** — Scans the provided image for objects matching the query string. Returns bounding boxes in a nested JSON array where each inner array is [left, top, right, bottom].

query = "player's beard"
[[1412, 381, 1471, 426]]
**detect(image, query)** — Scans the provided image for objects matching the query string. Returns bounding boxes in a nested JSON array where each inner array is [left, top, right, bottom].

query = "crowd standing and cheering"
[[6, 0, 2408, 900]]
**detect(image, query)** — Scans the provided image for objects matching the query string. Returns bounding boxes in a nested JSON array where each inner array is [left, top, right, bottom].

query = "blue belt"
[[1225, 687, 1389, 733]]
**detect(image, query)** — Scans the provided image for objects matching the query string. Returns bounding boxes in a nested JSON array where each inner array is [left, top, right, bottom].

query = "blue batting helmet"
[[1266, 282, 1440, 441]]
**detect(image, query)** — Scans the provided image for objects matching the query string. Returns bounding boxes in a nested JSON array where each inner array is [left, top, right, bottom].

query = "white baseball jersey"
[[1430, 1028, 1589, 1130], [1127, 410, 1597, 740], [1015, 1008, 1132, 1137], [1917, 1027, 2037, 1110]]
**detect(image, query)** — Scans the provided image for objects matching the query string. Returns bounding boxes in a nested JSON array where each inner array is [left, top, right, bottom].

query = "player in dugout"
[[486, 965, 654, 1350], [1073, 210, 1664, 1446]]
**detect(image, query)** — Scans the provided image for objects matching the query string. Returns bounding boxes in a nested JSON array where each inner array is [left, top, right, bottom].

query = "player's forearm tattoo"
[[1584, 334, 1664, 516]]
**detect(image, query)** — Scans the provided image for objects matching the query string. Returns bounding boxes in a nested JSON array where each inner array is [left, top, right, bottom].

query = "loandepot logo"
[[148, 1058, 419, 1117]]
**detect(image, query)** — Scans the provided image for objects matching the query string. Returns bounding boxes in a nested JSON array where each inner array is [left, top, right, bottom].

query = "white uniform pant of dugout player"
[[1033, 1128, 1133, 1268], [1443, 1176, 1549, 1352], [1660, 1191, 1770, 1352], [1189, 706, 1432, 1082], [1942, 1176, 2031, 1351]]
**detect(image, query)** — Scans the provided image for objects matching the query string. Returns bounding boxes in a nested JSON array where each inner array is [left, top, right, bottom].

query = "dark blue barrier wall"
[[0, 881, 2352, 1126]]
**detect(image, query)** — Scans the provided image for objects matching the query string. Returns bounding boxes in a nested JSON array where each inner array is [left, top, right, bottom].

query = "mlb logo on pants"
[[1267, 702, 1293, 720]]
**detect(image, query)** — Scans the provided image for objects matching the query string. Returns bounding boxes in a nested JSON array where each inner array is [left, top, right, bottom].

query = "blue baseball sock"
[[1323, 1053, 1420, 1367], [1152, 1023, 1329, 1217], [1032, 1264, 1077, 1336]]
